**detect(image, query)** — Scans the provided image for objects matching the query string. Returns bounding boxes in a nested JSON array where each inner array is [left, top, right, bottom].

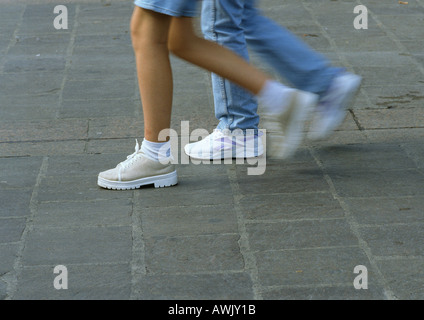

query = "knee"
[[168, 33, 194, 58], [167, 34, 184, 57], [130, 8, 169, 52]]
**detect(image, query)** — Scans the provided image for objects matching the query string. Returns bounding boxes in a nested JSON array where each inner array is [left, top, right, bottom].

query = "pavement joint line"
[[244, 217, 347, 224], [5, 156, 49, 300], [132, 269, 247, 277], [227, 165, 262, 300], [129, 190, 147, 300], [357, 221, 424, 228], [356, 0, 424, 77], [374, 255, 424, 261], [400, 143, 423, 169], [250, 245, 361, 254], [0, 4, 25, 74], [308, 146, 398, 300], [258, 282, 358, 292], [142, 232, 242, 240], [15, 261, 130, 269], [56, 4, 80, 119]]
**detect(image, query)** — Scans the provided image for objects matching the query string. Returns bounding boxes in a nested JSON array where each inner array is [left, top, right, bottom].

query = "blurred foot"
[[308, 72, 362, 141]]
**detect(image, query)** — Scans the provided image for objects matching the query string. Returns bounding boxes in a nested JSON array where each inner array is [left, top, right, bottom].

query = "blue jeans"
[[201, 0, 342, 131]]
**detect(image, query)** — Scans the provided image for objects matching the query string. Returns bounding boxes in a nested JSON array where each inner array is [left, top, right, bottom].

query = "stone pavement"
[[0, 0, 424, 300]]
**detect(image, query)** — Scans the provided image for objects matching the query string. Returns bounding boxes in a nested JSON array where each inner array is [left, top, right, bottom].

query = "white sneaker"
[[184, 129, 264, 160], [308, 72, 362, 141], [97, 140, 177, 190], [262, 90, 318, 159]]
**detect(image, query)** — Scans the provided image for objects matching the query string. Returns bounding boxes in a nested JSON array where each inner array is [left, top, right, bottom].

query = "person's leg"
[[130, 6, 173, 142], [168, 17, 268, 96], [242, 0, 341, 96], [200, 0, 259, 132], [184, 0, 262, 160], [241, 0, 361, 140], [98, 6, 178, 190]]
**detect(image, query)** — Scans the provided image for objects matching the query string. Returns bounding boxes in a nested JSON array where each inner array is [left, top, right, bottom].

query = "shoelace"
[[119, 139, 143, 169]]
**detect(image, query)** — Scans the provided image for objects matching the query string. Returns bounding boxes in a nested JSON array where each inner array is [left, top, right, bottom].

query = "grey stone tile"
[[0, 140, 86, 157], [62, 78, 135, 101], [236, 168, 329, 196], [262, 284, 386, 300], [60, 99, 137, 118], [0, 72, 64, 97], [176, 163, 229, 177], [22, 226, 132, 265], [402, 142, 424, 169], [134, 273, 254, 300], [328, 169, 424, 198], [17, 16, 73, 36], [139, 204, 238, 238], [78, 2, 133, 21], [66, 63, 135, 81], [333, 36, 400, 52], [34, 199, 133, 228], [0, 243, 19, 275], [239, 192, 344, 221], [0, 93, 60, 109], [85, 138, 139, 155], [37, 174, 132, 202], [0, 279, 6, 300], [255, 247, 371, 287], [0, 156, 42, 189], [14, 263, 131, 300], [0, 188, 32, 218], [246, 219, 357, 251], [364, 128, 424, 144], [377, 258, 424, 300], [69, 44, 134, 66], [144, 234, 243, 274], [359, 224, 424, 257], [343, 52, 416, 67], [378, 15, 424, 41], [0, 4, 25, 19], [8, 33, 71, 55], [76, 19, 130, 36], [356, 66, 424, 86], [0, 104, 57, 121], [0, 218, 26, 244], [88, 117, 143, 139], [45, 154, 128, 177], [3, 55, 66, 73], [134, 175, 234, 208], [344, 196, 424, 225], [315, 144, 417, 171], [0, 119, 88, 143], [360, 85, 424, 109], [73, 33, 131, 48], [21, 4, 76, 20]]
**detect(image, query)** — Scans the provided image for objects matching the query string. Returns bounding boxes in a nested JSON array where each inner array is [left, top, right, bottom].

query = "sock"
[[257, 80, 295, 114], [141, 138, 171, 162]]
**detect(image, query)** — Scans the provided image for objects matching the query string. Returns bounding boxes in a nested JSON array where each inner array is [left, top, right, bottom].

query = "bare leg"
[[130, 7, 173, 142], [168, 17, 270, 95]]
